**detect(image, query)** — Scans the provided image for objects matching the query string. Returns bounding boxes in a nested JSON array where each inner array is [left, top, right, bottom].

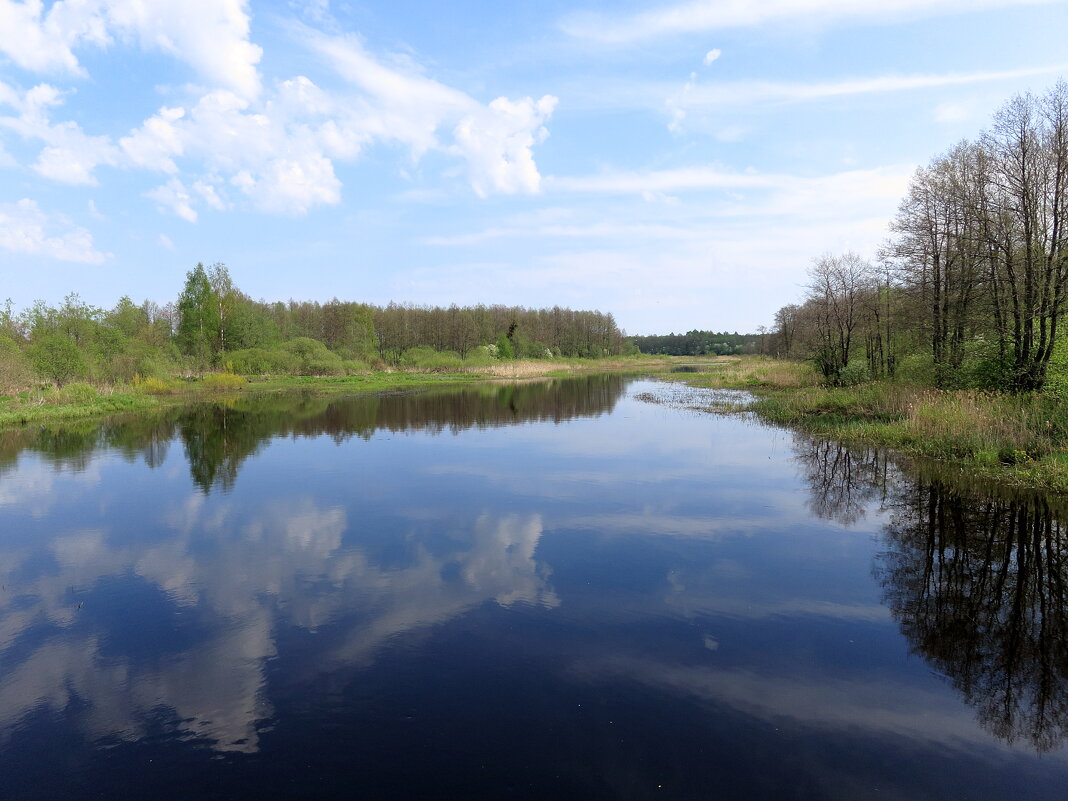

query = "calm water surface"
[[0, 376, 1065, 800]]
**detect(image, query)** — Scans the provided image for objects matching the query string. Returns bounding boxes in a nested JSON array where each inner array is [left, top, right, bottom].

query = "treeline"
[[631, 330, 760, 356], [767, 80, 1068, 392], [0, 263, 627, 391]]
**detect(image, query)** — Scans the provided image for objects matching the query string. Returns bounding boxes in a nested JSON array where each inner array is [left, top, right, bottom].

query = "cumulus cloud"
[[305, 29, 558, 196], [0, 82, 120, 184], [0, 19, 557, 219], [0, 0, 262, 98], [703, 48, 721, 66], [0, 197, 108, 262], [454, 95, 557, 197]]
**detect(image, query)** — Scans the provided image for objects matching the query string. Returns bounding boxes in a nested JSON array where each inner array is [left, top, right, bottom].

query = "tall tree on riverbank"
[[176, 263, 220, 366], [771, 80, 1068, 392]]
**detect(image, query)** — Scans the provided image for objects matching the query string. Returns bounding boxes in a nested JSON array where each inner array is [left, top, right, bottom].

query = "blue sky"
[[2, 0, 1067, 335]]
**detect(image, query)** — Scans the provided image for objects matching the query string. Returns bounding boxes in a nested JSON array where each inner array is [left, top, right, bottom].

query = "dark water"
[[1, 376, 1065, 800]]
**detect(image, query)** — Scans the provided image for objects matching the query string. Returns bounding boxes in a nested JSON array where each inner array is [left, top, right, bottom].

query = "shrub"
[[61, 381, 98, 402], [133, 375, 178, 395], [226, 347, 299, 375], [28, 334, 87, 386], [283, 338, 345, 375], [199, 372, 246, 390], [1043, 336, 1068, 400], [495, 334, 515, 360], [463, 346, 496, 367], [400, 346, 464, 371], [0, 336, 33, 395], [838, 361, 872, 387]]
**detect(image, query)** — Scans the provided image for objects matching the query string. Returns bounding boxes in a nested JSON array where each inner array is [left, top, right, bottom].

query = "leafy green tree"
[[176, 263, 220, 365], [28, 333, 87, 386]]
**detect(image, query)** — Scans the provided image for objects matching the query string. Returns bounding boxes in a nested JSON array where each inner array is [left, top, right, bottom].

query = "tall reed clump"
[[199, 372, 247, 390], [755, 383, 1068, 466], [900, 391, 1067, 464], [679, 357, 820, 390], [752, 381, 915, 424]]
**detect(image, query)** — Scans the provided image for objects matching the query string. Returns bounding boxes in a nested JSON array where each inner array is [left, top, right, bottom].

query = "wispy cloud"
[[546, 164, 909, 202], [561, 0, 1062, 45], [669, 64, 1068, 109]]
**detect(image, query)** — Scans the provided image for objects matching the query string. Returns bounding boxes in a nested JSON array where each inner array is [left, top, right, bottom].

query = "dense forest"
[[0, 263, 628, 391], [766, 80, 1068, 392], [631, 330, 761, 356]]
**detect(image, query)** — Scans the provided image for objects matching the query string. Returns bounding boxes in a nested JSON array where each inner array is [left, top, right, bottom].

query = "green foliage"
[[1042, 336, 1068, 400], [199, 372, 247, 390], [632, 330, 757, 356], [399, 346, 464, 370], [892, 353, 935, 385], [283, 337, 345, 375], [837, 361, 872, 387], [0, 337, 32, 395], [226, 347, 299, 375], [28, 334, 87, 386], [176, 263, 220, 364], [495, 333, 515, 359], [464, 346, 497, 366], [60, 381, 98, 402], [132, 375, 178, 394], [946, 339, 1013, 391]]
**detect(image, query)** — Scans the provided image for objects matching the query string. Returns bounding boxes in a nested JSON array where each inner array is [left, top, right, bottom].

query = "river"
[[0, 376, 1064, 799]]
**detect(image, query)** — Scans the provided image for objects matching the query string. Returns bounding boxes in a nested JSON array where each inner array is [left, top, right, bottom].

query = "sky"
[[1, 1, 1067, 335]]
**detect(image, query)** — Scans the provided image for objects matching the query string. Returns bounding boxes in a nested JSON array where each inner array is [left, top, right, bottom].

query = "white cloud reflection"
[[0, 498, 557, 754]]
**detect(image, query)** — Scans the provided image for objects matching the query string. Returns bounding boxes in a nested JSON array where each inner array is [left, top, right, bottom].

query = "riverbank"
[[0, 356, 671, 429], [670, 357, 1068, 492]]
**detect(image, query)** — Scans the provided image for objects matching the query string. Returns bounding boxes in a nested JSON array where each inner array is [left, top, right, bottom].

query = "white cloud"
[[0, 197, 108, 263], [158, 232, 175, 251], [231, 152, 341, 214], [1, 18, 557, 219], [0, 0, 262, 98], [703, 48, 721, 66], [667, 64, 1068, 110], [305, 28, 557, 196], [548, 165, 779, 194], [146, 178, 197, 222], [0, 82, 120, 184], [561, 0, 1060, 44], [453, 95, 558, 197]]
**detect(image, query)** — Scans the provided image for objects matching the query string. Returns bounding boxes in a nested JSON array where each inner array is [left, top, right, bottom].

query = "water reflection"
[[4, 380, 1068, 798], [796, 436, 1068, 751], [0, 500, 558, 753], [879, 480, 1068, 752], [0, 374, 627, 494]]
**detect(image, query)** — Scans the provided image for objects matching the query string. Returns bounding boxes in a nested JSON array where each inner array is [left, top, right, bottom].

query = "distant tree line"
[[766, 80, 1068, 391], [0, 263, 627, 391], [631, 330, 761, 356]]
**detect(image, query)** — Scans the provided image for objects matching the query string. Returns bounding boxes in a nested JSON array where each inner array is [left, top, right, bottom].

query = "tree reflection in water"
[[0, 374, 628, 494], [795, 435, 1068, 752]]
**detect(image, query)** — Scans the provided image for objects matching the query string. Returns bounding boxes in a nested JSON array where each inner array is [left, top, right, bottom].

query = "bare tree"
[[805, 252, 873, 383]]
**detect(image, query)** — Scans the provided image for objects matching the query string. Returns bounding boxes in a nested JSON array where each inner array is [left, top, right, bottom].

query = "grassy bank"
[[671, 357, 1068, 492], [0, 356, 671, 429]]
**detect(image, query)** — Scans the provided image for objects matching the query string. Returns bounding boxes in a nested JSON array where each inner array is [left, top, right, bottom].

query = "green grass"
[[0, 357, 673, 431], [672, 358, 1068, 492]]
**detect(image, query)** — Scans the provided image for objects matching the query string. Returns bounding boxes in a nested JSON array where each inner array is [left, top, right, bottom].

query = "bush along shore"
[[0, 357, 669, 430], [671, 357, 1068, 493]]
